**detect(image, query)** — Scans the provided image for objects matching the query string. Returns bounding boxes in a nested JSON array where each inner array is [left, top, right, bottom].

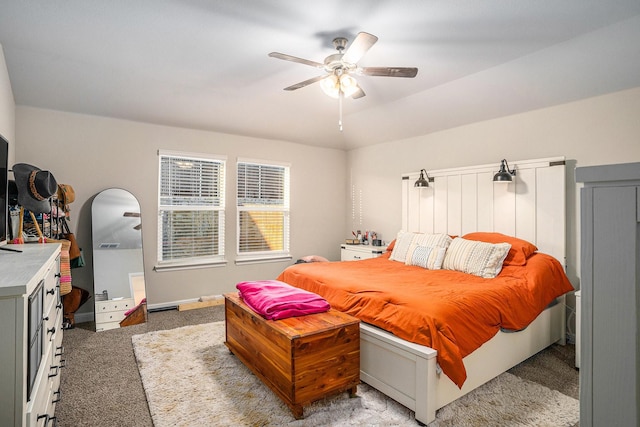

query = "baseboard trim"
[[72, 296, 225, 320], [147, 296, 224, 312]]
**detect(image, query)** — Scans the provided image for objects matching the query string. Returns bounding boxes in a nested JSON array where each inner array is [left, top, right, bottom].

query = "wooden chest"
[[224, 292, 360, 419]]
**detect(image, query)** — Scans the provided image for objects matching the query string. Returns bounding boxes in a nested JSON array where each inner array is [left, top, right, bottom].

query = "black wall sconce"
[[493, 159, 516, 183], [414, 169, 431, 188]]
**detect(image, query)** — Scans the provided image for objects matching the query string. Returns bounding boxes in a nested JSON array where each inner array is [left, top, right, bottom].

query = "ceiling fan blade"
[[268, 52, 324, 68], [361, 67, 418, 78], [283, 75, 326, 91], [342, 32, 378, 64]]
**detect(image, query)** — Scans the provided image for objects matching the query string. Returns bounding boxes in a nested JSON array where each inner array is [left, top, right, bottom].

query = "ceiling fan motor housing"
[[332, 37, 348, 51], [324, 54, 356, 74]]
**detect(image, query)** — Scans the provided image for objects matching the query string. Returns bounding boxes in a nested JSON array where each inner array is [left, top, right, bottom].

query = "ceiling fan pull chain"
[[338, 91, 344, 132]]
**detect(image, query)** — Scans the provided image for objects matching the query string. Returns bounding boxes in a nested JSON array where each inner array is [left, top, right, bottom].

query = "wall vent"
[[99, 243, 120, 249]]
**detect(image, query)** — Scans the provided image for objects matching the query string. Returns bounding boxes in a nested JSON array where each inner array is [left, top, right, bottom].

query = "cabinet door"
[[581, 185, 638, 427]]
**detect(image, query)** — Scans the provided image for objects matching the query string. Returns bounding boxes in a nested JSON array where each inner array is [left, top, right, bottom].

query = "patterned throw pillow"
[[462, 232, 538, 266], [389, 231, 452, 262], [405, 244, 447, 270], [442, 237, 511, 278]]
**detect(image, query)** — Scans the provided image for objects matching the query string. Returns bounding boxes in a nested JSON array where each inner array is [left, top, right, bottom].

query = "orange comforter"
[[277, 251, 573, 388]]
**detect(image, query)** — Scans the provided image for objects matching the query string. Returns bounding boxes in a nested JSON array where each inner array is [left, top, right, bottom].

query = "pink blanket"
[[236, 280, 330, 320]]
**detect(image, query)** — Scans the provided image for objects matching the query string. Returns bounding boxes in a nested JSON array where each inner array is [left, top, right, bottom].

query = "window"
[[237, 159, 290, 263], [157, 151, 226, 270]]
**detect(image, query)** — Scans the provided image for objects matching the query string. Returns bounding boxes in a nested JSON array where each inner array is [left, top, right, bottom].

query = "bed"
[[277, 157, 573, 425]]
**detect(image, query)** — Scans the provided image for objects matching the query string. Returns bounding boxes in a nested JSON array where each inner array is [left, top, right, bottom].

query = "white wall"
[[347, 86, 640, 337], [15, 107, 347, 311], [0, 44, 15, 165]]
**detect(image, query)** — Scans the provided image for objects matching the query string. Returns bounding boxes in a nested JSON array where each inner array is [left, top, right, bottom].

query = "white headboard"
[[401, 157, 566, 264]]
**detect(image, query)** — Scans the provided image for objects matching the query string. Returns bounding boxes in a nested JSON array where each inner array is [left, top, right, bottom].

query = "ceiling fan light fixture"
[[320, 74, 340, 98], [320, 73, 358, 99], [339, 74, 358, 97]]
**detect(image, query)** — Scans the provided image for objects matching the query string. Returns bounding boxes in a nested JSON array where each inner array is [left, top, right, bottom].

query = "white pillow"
[[389, 231, 452, 262], [442, 237, 511, 278], [405, 244, 447, 270]]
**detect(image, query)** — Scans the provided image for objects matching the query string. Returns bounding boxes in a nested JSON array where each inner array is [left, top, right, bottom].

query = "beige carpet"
[[132, 321, 579, 427]]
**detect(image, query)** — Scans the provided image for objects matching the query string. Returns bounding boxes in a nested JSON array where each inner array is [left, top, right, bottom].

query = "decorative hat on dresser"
[[12, 163, 58, 214]]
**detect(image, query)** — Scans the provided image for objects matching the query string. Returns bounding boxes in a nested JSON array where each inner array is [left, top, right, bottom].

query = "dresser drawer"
[[52, 305, 64, 356], [340, 244, 387, 261], [42, 257, 60, 318], [50, 309, 65, 370], [43, 303, 60, 346], [26, 356, 53, 427], [95, 298, 134, 314], [96, 310, 127, 325]]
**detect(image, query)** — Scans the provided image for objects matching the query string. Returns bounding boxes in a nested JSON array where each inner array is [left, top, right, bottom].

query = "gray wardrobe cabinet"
[[576, 162, 639, 427]]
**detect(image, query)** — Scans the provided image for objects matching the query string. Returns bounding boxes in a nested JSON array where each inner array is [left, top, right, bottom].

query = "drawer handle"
[[55, 345, 65, 357], [47, 326, 56, 335], [47, 288, 55, 295], [48, 365, 60, 378], [55, 273, 61, 278], [56, 303, 63, 310], [43, 316, 49, 322], [354, 256, 361, 259], [53, 388, 61, 403]]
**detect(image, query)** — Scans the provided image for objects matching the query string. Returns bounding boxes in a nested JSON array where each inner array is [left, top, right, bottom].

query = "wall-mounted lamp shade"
[[415, 169, 430, 187], [493, 159, 516, 183]]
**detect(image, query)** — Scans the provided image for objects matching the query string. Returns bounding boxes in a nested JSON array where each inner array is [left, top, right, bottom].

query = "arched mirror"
[[91, 188, 146, 331]]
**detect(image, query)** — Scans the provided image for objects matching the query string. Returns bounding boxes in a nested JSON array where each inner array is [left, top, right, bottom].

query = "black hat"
[[12, 163, 57, 214]]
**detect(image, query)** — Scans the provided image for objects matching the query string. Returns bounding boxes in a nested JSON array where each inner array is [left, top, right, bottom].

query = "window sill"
[[235, 255, 292, 266], [154, 260, 228, 272]]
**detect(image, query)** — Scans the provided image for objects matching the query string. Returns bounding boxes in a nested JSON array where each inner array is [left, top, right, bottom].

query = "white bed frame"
[[358, 157, 567, 425]]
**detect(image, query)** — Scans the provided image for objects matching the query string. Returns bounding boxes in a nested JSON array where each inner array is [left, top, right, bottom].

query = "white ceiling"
[[1, 1, 640, 150]]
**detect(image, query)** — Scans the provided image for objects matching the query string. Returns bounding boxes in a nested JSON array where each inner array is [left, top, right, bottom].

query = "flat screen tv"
[[0, 133, 8, 246]]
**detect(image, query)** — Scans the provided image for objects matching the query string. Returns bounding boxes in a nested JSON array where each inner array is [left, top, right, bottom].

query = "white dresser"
[[95, 298, 135, 331], [340, 244, 388, 261], [0, 243, 63, 427]]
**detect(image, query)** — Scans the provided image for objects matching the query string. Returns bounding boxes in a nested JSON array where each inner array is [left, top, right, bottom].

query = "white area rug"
[[132, 322, 578, 427]]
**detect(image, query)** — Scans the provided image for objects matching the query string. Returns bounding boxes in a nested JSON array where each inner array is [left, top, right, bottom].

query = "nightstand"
[[340, 244, 387, 261], [95, 298, 135, 331]]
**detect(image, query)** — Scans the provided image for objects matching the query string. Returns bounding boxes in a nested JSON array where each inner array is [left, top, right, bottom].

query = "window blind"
[[158, 152, 225, 266], [237, 161, 290, 258]]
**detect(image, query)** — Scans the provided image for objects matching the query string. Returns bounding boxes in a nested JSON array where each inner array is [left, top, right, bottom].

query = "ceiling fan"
[[269, 32, 418, 101], [124, 211, 142, 230]]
